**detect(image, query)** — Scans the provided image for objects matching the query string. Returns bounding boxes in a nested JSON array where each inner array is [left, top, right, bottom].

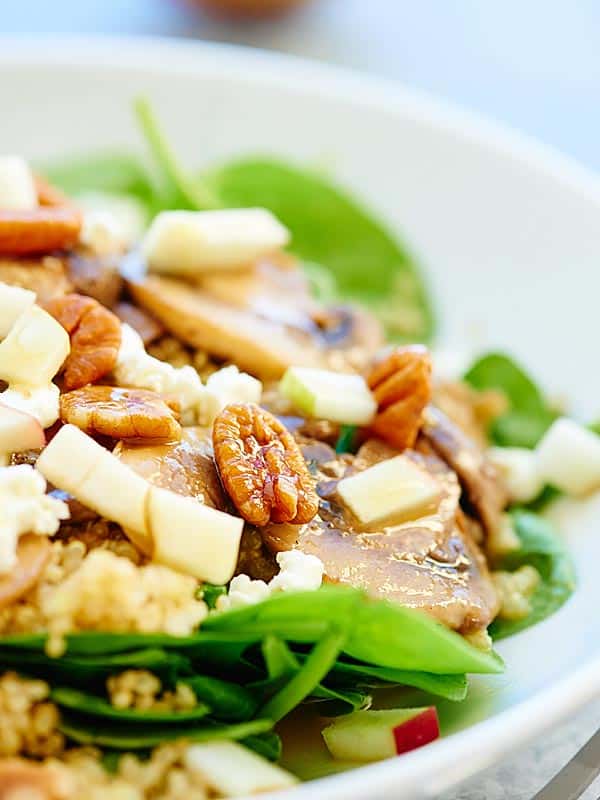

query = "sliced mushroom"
[[65, 250, 124, 308], [113, 301, 164, 346], [0, 534, 51, 609], [420, 406, 508, 536]]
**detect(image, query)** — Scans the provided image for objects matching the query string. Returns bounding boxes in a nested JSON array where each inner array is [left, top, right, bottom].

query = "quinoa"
[[492, 565, 541, 620], [0, 672, 64, 758], [0, 546, 207, 656], [107, 671, 197, 713]]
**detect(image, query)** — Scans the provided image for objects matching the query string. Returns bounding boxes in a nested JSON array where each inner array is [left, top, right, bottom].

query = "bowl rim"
[[0, 34, 599, 799]]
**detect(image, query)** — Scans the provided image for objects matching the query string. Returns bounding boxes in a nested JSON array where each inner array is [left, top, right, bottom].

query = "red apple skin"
[[393, 707, 440, 755]]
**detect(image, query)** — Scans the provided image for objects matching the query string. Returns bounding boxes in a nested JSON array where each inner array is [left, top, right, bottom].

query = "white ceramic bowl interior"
[[0, 37, 599, 800]]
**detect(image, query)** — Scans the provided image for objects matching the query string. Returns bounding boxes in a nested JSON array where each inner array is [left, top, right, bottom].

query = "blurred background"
[[2, 3, 600, 798], [3, 0, 600, 170]]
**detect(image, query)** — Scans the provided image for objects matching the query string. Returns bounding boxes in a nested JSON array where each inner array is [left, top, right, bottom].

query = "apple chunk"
[[0, 282, 36, 338], [0, 402, 45, 456], [36, 424, 150, 550], [322, 707, 440, 762], [0, 304, 70, 386], [279, 366, 377, 425], [148, 486, 243, 584], [337, 455, 441, 527]]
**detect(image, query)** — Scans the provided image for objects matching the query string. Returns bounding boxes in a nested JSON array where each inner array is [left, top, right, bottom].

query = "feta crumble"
[[0, 465, 69, 573], [217, 550, 324, 612], [1, 384, 60, 430], [114, 324, 262, 425]]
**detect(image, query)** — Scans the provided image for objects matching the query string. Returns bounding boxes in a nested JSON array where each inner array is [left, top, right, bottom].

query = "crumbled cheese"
[[536, 417, 600, 496], [80, 210, 126, 255], [488, 447, 543, 504], [1, 384, 60, 429], [217, 550, 324, 612], [270, 550, 325, 593], [114, 324, 262, 425], [0, 156, 37, 211], [0, 465, 69, 573], [77, 191, 147, 248]]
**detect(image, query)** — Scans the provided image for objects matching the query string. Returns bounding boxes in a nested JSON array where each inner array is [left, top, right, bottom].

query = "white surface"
[[0, 38, 599, 800]]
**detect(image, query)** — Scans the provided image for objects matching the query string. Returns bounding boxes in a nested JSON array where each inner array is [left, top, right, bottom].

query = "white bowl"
[[0, 36, 598, 800]]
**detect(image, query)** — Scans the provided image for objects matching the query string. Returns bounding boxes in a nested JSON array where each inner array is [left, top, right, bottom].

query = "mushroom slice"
[[129, 274, 321, 379]]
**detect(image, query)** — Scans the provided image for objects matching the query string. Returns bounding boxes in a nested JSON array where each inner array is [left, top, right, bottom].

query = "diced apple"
[[488, 446, 544, 503], [36, 424, 151, 549], [322, 707, 440, 762], [142, 208, 290, 274], [184, 741, 297, 795], [279, 366, 377, 425], [536, 417, 600, 496], [148, 486, 243, 584], [337, 455, 441, 527], [0, 403, 45, 454], [0, 282, 36, 338], [0, 156, 38, 211], [1, 384, 60, 429], [0, 305, 70, 386]]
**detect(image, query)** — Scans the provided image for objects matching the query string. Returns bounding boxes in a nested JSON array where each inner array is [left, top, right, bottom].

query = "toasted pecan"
[[60, 385, 181, 443], [367, 345, 432, 450], [213, 402, 319, 526], [43, 293, 121, 390]]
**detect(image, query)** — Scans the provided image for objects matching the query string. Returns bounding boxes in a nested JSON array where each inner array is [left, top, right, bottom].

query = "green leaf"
[[489, 511, 576, 640], [464, 353, 556, 448], [51, 687, 210, 723], [60, 713, 273, 750], [325, 661, 468, 702], [259, 628, 346, 723], [241, 732, 282, 762], [203, 157, 434, 341], [134, 97, 219, 210], [0, 647, 188, 688], [199, 583, 228, 610], [181, 675, 258, 721], [335, 425, 359, 454]]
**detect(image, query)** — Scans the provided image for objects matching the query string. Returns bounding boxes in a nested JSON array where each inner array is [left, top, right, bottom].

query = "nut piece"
[[367, 345, 432, 451], [44, 293, 121, 390], [213, 402, 319, 526], [60, 385, 181, 443]]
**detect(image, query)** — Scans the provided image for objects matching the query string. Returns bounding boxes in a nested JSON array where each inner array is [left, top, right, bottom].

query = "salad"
[[0, 99, 597, 799]]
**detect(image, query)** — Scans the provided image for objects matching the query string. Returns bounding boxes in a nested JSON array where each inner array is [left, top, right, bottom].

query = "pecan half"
[[213, 402, 319, 526], [367, 345, 432, 450], [0, 176, 81, 256], [44, 293, 121, 390], [60, 385, 181, 443]]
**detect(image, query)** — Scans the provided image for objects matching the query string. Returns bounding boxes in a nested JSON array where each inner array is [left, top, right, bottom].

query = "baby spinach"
[[199, 583, 228, 609], [242, 732, 282, 762], [335, 424, 359, 454], [59, 713, 273, 750], [490, 511, 576, 640], [259, 628, 346, 723], [203, 157, 434, 341], [181, 675, 258, 721], [51, 687, 210, 723], [464, 352, 555, 448]]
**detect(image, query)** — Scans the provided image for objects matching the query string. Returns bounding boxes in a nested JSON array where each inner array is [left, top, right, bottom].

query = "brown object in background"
[[191, 0, 311, 18]]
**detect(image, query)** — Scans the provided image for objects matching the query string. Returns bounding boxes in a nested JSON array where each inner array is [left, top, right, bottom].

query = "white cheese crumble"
[[114, 324, 262, 425], [488, 446, 544, 504], [217, 550, 324, 612], [0, 465, 69, 573], [1, 384, 60, 429]]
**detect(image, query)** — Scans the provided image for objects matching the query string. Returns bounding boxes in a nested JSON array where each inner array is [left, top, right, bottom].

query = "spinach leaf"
[[59, 713, 273, 750], [134, 97, 218, 211], [199, 583, 228, 610], [242, 732, 282, 762], [181, 675, 258, 721], [0, 647, 188, 688], [335, 425, 359, 454], [489, 511, 576, 640], [464, 353, 555, 448], [51, 687, 210, 723], [42, 152, 155, 208], [203, 157, 434, 341], [259, 627, 346, 723], [325, 661, 468, 702]]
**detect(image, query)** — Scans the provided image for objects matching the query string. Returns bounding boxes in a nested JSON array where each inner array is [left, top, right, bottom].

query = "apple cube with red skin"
[[0, 402, 45, 456], [322, 707, 440, 762]]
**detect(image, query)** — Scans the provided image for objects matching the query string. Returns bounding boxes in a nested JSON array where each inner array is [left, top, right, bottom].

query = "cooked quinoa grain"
[[0, 672, 64, 758], [492, 565, 541, 620], [107, 671, 197, 713]]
